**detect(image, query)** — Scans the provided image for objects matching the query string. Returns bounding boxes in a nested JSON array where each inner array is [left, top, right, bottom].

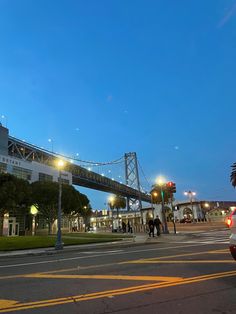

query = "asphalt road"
[[0, 229, 236, 314]]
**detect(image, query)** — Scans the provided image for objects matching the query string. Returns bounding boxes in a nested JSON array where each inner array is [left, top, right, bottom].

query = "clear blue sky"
[[0, 0, 236, 209]]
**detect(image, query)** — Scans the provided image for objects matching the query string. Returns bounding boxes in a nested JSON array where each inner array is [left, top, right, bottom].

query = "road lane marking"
[[1, 270, 236, 313], [0, 243, 220, 269], [23, 273, 183, 282], [208, 249, 228, 253], [0, 300, 19, 310], [0, 248, 230, 280], [81, 250, 124, 254], [124, 260, 236, 264], [120, 248, 229, 264]]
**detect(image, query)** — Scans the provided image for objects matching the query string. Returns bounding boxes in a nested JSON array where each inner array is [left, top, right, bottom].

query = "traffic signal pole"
[[170, 197, 177, 234], [161, 187, 169, 234], [151, 181, 176, 235]]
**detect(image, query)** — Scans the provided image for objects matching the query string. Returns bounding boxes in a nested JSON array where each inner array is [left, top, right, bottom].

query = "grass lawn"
[[0, 233, 130, 251]]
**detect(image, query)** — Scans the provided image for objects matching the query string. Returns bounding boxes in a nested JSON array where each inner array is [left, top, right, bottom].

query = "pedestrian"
[[122, 221, 126, 233], [148, 219, 154, 237], [127, 221, 131, 233], [154, 215, 162, 236]]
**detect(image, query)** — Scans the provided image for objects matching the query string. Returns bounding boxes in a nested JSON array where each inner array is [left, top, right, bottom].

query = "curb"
[[0, 238, 142, 258], [0, 232, 195, 258]]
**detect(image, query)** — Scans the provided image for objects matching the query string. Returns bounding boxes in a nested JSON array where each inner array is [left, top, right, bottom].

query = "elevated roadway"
[[7, 135, 151, 203]]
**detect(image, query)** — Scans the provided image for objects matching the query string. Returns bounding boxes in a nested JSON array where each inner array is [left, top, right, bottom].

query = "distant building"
[[0, 125, 72, 236]]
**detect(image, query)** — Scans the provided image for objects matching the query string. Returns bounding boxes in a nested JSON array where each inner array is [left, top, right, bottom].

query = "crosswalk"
[[178, 230, 230, 244]]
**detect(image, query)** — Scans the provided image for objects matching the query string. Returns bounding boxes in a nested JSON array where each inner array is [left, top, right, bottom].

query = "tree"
[[231, 162, 236, 188], [62, 186, 92, 227], [0, 173, 31, 236], [31, 181, 91, 234], [77, 193, 92, 226], [150, 185, 170, 204], [31, 181, 59, 234], [108, 195, 126, 210], [108, 195, 126, 216], [61, 185, 82, 215]]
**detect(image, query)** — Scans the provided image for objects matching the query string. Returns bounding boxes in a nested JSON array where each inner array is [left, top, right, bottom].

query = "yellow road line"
[[24, 273, 183, 282], [0, 300, 19, 310], [120, 249, 230, 264], [126, 260, 235, 264], [0, 249, 230, 281], [1, 270, 236, 313], [208, 249, 228, 254]]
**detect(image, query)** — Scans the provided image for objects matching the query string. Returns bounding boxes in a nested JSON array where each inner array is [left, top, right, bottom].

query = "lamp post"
[[30, 205, 38, 236], [203, 202, 210, 222], [184, 191, 196, 222], [156, 177, 169, 234], [108, 196, 115, 232], [151, 192, 157, 218], [55, 159, 64, 250]]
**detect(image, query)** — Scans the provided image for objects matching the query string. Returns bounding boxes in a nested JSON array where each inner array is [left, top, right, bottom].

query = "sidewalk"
[[0, 223, 227, 259], [0, 232, 191, 258]]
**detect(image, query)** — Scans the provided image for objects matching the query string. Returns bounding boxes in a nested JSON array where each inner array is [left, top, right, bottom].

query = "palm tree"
[[231, 163, 236, 188]]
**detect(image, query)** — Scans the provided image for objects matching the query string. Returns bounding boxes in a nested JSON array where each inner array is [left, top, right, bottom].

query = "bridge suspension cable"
[[9, 135, 124, 167], [70, 156, 124, 167], [138, 160, 151, 192]]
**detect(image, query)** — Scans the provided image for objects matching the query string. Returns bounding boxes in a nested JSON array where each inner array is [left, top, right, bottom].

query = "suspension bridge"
[[0, 125, 151, 210]]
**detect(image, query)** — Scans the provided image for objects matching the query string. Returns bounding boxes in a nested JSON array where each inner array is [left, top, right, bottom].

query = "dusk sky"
[[0, 0, 236, 209]]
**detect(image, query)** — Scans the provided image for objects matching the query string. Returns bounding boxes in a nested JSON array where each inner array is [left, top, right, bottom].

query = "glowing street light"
[[156, 176, 165, 186], [150, 191, 158, 218], [30, 205, 38, 236], [108, 196, 115, 205], [55, 159, 65, 250], [108, 196, 115, 232], [155, 176, 169, 234]]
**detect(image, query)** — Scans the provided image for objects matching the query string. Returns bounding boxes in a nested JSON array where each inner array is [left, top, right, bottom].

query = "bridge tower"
[[124, 152, 142, 211]]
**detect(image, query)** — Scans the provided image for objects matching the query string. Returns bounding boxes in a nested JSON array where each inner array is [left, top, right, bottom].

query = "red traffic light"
[[166, 181, 176, 194]]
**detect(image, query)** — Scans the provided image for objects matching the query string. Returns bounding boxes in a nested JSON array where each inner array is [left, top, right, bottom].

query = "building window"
[[0, 162, 7, 173], [39, 172, 53, 182], [12, 166, 32, 181]]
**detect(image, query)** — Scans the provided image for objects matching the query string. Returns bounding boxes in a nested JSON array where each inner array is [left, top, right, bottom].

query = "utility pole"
[[160, 185, 169, 234], [170, 197, 176, 234]]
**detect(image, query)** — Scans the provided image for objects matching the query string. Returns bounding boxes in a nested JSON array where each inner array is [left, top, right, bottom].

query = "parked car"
[[228, 209, 236, 260]]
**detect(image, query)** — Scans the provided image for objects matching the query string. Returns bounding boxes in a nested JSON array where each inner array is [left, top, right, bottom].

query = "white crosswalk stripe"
[[176, 230, 230, 244]]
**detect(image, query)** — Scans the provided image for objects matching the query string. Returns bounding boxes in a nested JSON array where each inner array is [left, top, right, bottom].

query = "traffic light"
[[150, 187, 169, 203], [166, 181, 176, 194]]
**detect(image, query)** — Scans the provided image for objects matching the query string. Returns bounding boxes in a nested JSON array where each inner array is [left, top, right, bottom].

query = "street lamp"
[[150, 192, 158, 218], [55, 159, 65, 250], [184, 191, 196, 221], [156, 176, 169, 234], [30, 205, 38, 236], [108, 196, 115, 232]]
